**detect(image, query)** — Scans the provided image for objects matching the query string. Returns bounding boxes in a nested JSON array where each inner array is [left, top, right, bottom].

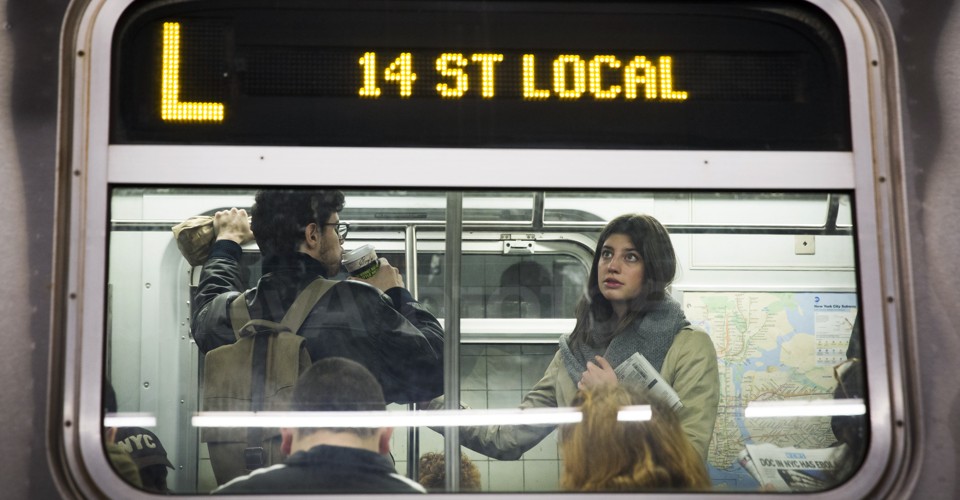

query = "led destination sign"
[[163, 20, 694, 121], [114, 1, 851, 150], [358, 52, 688, 101]]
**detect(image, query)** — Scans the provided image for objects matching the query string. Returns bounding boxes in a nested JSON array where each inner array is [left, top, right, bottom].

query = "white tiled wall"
[[199, 343, 562, 493], [394, 343, 562, 492]]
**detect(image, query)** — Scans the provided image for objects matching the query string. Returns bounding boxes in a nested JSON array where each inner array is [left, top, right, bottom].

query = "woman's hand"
[[578, 355, 618, 390], [213, 208, 254, 245]]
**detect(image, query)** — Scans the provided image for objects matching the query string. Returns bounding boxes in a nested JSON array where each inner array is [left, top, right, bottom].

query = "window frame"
[[58, 0, 906, 497]]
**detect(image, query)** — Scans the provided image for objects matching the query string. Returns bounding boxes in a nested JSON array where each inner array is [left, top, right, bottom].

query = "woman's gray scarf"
[[558, 296, 689, 383]]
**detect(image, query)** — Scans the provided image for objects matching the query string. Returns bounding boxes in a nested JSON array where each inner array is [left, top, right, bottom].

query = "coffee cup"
[[342, 244, 380, 279]]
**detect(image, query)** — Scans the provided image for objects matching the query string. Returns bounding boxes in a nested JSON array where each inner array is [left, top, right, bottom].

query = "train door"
[[55, 0, 911, 497]]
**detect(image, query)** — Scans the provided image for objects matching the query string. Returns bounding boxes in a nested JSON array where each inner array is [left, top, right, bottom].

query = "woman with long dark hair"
[[451, 214, 719, 462]]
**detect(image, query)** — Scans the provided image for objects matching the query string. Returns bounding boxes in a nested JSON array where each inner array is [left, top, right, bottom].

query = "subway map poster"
[[682, 291, 858, 489]]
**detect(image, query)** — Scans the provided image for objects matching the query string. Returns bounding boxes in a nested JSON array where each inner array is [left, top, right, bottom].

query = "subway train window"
[[416, 253, 586, 319], [104, 188, 864, 493], [60, 0, 900, 497]]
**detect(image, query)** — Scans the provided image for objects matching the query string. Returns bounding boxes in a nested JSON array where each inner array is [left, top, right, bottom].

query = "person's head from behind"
[[560, 383, 709, 491], [102, 379, 145, 489], [498, 261, 554, 318], [251, 189, 346, 275], [114, 427, 174, 493], [577, 213, 677, 327], [281, 357, 391, 456], [417, 452, 482, 492]]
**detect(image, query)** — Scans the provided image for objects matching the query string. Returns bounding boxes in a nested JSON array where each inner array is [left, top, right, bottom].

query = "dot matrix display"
[[112, 1, 850, 150]]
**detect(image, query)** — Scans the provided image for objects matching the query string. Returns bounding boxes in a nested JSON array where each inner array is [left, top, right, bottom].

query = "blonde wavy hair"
[[560, 383, 711, 492], [417, 452, 482, 492]]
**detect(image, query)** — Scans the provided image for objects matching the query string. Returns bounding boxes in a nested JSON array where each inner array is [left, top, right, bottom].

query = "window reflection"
[[417, 254, 586, 319], [105, 188, 866, 494]]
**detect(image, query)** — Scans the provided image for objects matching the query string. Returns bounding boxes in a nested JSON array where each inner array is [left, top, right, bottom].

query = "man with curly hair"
[[417, 452, 482, 492], [192, 188, 444, 405], [191, 189, 445, 484]]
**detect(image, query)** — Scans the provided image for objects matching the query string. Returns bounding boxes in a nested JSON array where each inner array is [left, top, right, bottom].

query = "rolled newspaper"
[[613, 352, 684, 411]]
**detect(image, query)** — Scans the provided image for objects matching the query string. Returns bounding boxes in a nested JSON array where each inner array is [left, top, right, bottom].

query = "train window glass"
[[70, 0, 889, 496], [104, 187, 866, 494], [244, 250, 588, 319], [408, 342, 565, 491], [416, 253, 586, 319], [835, 195, 854, 228], [339, 191, 536, 224], [544, 192, 844, 227]]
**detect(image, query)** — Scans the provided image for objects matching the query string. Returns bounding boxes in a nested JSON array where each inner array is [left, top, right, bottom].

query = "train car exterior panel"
[[0, 0, 956, 499]]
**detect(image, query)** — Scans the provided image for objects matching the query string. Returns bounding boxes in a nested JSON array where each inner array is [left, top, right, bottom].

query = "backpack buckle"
[[244, 446, 265, 470]]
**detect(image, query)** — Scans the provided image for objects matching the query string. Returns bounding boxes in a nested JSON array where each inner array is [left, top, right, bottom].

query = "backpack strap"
[[229, 291, 252, 341], [280, 278, 337, 332], [244, 333, 271, 471], [232, 277, 335, 471], [229, 278, 336, 339]]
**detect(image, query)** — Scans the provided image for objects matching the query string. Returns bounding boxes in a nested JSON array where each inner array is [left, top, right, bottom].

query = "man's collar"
[[261, 252, 327, 278]]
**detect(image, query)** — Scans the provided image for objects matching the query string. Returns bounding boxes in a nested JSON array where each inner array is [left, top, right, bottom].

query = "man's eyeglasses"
[[320, 222, 350, 240]]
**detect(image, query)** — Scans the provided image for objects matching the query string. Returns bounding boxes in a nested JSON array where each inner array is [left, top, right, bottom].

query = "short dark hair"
[[292, 357, 386, 437], [250, 189, 345, 258]]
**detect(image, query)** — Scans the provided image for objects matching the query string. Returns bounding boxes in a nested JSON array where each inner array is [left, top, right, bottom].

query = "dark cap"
[[114, 427, 174, 469]]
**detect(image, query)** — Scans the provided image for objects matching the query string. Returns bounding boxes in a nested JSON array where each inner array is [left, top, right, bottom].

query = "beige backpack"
[[201, 277, 334, 485]]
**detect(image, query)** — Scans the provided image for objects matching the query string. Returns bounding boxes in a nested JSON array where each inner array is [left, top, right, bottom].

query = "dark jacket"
[[191, 240, 445, 404], [212, 445, 426, 494]]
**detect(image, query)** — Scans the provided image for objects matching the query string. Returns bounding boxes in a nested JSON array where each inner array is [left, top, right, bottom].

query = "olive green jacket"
[[107, 441, 143, 488], [454, 327, 719, 460]]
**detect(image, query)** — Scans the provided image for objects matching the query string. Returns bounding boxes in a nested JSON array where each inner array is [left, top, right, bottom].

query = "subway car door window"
[[64, 0, 894, 497]]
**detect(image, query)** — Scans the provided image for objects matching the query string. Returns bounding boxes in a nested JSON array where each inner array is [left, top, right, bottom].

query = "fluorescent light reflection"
[[617, 405, 652, 421], [104, 412, 157, 428], [192, 406, 653, 429], [744, 399, 866, 418]]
